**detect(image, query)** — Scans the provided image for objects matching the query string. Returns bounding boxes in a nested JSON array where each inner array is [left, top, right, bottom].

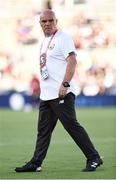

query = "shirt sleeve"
[[59, 33, 77, 59]]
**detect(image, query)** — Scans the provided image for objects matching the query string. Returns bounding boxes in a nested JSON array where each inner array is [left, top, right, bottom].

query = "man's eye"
[[41, 19, 54, 23]]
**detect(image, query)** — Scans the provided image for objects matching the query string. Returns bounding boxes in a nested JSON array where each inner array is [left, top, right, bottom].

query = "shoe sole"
[[15, 167, 42, 173]]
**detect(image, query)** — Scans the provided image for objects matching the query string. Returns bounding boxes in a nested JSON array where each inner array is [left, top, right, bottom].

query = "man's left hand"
[[58, 84, 68, 98]]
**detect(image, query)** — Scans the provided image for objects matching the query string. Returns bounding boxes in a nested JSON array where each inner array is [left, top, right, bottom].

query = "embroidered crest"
[[49, 43, 55, 50]]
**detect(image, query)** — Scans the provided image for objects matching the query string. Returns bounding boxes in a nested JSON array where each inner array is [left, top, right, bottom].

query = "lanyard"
[[40, 30, 57, 67]]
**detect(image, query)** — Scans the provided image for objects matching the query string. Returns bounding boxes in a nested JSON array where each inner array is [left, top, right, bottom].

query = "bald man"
[[15, 9, 103, 173]]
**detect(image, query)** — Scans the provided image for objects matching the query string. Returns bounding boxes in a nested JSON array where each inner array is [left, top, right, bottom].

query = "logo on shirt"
[[49, 43, 55, 50], [59, 100, 64, 104]]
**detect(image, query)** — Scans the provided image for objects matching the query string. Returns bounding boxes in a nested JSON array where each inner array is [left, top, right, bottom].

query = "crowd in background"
[[0, 0, 116, 97]]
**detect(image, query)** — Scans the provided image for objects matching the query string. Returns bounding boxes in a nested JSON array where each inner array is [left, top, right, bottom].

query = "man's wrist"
[[62, 81, 70, 87]]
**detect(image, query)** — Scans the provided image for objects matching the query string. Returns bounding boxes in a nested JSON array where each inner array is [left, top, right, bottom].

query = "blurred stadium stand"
[[0, 0, 116, 110]]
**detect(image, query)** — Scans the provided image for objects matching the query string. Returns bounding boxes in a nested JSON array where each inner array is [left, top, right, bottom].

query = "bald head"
[[39, 9, 58, 37], [40, 9, 56, 20]]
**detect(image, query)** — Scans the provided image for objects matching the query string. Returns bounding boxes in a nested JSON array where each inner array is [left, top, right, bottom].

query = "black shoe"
[[82, 157, 103, 172], [15, 161, 42, 173]]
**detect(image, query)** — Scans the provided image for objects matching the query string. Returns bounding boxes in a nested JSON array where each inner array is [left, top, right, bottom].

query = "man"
[[15, 9, 103, 173]]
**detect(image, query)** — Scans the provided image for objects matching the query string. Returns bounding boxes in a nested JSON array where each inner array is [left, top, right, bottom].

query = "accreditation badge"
[[41, 66, 49, 80], [40, 53, 49, 80]]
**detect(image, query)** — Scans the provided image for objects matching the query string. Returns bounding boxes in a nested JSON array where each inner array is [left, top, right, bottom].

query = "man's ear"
[[39, 21, 42, 27]]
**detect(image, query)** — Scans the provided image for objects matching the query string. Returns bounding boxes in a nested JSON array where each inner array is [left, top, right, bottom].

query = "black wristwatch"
[[62, 81, 70, 87]]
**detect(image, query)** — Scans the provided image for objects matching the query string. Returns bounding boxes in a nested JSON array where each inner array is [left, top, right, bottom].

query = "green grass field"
[[0, 108, 116, 179]]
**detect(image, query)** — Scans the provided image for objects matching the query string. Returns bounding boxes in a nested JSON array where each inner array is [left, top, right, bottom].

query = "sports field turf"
[[0, 108, 116, 179]]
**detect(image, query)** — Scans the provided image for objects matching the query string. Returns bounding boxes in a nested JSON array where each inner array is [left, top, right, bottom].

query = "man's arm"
[[58, 54, 77, 98]]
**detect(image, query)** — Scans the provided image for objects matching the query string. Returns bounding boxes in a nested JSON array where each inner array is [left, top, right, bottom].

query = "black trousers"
[[32, 93, 100, 166]]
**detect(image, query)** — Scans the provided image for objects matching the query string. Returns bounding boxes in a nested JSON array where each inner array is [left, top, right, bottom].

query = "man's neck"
[[45, 29, 58, 37]]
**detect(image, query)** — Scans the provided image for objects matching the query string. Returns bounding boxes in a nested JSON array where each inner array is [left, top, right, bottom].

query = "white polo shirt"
[[39, 31, 77, 100]]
